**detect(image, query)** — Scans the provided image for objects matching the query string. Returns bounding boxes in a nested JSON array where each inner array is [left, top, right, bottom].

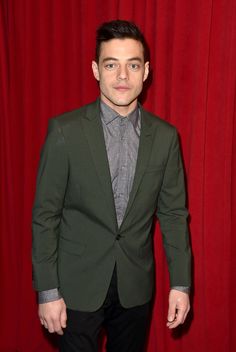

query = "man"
[[32, 20, 191, 352]]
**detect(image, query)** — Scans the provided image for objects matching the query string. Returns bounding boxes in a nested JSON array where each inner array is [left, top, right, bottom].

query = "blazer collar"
[[120, 105, 156, 228], [81, 100, 118, 230]]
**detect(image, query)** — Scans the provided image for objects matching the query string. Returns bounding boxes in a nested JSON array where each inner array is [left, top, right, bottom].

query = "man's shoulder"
[[51, 100, 99, 128]]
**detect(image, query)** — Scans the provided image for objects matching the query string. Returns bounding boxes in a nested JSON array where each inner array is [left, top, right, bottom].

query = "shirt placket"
[[115, 117, 129, 227]]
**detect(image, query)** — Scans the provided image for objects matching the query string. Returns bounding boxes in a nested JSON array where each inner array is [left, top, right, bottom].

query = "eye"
[[128, 63, 140, 71], [104, 63, 118, 70]]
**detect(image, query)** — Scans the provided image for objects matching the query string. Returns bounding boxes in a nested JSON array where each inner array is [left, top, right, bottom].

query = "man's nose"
[[117, 65, 128, 80]]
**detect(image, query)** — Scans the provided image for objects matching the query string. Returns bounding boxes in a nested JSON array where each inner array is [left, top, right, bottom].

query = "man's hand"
[[38, 298, 67, 335], [166, 289, 190, 329]]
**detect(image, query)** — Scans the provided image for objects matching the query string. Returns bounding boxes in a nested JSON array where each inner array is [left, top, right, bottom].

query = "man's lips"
[[114, 86, 130, 91]]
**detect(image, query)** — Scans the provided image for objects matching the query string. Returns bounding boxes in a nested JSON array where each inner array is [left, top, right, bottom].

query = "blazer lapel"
[[81, 100, 118, 229], [121, 108, 156, 228]]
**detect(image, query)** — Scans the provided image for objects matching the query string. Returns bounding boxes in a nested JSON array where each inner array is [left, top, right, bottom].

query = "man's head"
[[95, 20, 149, 63], [92, 20, 150, 115]]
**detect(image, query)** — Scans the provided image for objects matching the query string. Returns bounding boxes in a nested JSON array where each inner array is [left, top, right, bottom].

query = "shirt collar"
[[100, 100, 140, 129]]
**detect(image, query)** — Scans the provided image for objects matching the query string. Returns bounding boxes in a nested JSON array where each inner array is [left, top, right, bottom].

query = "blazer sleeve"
[[32, 118, 69, 291], [156, 128, 191, 287]]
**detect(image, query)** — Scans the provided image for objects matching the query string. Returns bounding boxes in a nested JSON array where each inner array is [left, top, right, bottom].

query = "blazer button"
[[116, 234, 121, 240]]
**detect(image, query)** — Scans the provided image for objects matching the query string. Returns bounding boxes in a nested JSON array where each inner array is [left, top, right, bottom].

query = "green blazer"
[[32, 99, 191, 311]]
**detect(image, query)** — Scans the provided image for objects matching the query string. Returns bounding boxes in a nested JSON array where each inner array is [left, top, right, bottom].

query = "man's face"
[[92, 38, 149, 115]]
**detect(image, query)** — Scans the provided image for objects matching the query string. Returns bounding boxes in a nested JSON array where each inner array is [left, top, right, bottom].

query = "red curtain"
[[1, 0, 236, 351]]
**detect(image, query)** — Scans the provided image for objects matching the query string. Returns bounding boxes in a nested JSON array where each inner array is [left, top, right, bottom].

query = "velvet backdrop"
[[1, 0, 236, 351]]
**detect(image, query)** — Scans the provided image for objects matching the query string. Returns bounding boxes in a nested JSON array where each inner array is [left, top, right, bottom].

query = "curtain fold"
[[1, 0, 236, 351]]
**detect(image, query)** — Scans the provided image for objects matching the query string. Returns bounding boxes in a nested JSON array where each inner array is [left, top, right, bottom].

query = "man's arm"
[[156, 128, 191, 328], [32, 118, 69, 333]]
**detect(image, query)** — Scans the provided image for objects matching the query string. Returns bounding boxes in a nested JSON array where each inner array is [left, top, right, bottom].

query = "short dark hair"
[[95, 20, 149, 63]]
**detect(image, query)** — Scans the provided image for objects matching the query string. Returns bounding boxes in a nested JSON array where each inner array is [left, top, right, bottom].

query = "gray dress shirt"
[[38, 101, 189, 304], [100, 101, 140, 227]]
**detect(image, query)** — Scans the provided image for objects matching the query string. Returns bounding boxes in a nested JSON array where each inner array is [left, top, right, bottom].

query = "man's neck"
[[100, 97, 138, 117]]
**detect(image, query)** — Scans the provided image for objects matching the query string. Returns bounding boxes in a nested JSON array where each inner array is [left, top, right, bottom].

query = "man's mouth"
[[114, 86, 130, 92]]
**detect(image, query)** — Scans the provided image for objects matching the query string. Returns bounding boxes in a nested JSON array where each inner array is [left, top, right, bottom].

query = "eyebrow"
[[102, 57, 143, 63]]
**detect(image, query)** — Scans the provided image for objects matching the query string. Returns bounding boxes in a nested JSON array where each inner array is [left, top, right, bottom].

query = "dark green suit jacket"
[[32, 99, 191, 311]]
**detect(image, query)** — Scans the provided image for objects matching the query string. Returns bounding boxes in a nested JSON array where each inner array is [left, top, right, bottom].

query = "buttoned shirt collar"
[[100, 100, 139, 129]]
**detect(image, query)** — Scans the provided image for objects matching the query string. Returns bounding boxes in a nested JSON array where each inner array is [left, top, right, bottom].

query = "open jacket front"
[[32, 100, 191, 311]]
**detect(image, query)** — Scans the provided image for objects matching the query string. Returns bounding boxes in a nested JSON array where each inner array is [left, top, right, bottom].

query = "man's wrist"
[[38, 288, 62, 304], [171, 286, 190, 294]]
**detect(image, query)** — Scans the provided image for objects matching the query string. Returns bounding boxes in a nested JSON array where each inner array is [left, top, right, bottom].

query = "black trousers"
[[59, 266, 152, 352]]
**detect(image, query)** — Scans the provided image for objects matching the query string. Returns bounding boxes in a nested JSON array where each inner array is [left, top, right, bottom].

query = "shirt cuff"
[[171, 286, 190, 294], [38, 288, 62, 304]]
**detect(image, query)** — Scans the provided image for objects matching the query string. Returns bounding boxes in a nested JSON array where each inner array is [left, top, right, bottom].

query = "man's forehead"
[[99, 38, 145, 60]]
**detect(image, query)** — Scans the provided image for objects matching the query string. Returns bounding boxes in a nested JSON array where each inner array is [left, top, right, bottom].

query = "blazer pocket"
[[59, 237, 86, 256], [138, 241, 153, 258]]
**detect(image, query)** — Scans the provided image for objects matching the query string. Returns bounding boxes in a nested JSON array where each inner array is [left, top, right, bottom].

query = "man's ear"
[[143, 62, 149, 82], [92, 61, 100, 81]]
